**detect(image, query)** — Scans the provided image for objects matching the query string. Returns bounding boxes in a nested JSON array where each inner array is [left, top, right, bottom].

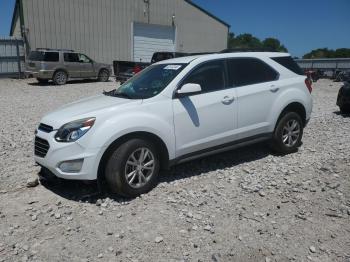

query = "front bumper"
[[25, 70, 54, 79], [34, 130, 104, 180]]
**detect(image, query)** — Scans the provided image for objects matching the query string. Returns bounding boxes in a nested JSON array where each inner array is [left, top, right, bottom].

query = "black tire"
[[340, 106, 350, 114], [37, 78, 49, 84], [105, 138, 160, 197], [98, 69, 110, 82], [271, 112, 303, 154], [53, 70, 68, 85]]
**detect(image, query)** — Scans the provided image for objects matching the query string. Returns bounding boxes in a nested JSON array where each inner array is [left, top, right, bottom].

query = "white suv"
[[35, 52, 313, 197]]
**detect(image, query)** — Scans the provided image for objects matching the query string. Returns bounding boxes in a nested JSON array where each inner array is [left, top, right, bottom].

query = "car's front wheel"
[[105, 139, 160, 197], [271, 112, 303, 154], [98, 69, 110, 82]]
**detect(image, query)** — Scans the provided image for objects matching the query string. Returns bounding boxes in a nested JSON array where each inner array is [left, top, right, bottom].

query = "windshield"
[[111, 63, 187, 99]]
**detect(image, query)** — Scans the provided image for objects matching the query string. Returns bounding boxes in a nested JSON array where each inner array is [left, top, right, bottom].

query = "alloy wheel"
[[124, 147, 155, 188], [55, 72, 67, 85], [282, 119, 300, 147], [99, 70, 109, 81]]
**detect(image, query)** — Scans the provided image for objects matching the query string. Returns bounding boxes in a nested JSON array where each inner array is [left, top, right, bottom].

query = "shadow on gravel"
[[28, 79, 113, 86], [40, 142, 271, 203], [333, 111, 350, 117], [160, 142, 270, 184]]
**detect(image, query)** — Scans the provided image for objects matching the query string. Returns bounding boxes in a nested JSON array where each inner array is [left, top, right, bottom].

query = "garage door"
[[133, 23, 175, 63]]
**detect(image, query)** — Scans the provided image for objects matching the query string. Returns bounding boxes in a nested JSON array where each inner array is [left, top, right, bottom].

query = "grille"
[[38, 123, 53, 133], [34, 136, 50, 158]]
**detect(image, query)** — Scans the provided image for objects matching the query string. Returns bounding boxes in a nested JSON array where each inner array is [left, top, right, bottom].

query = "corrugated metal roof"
[[296, 58, 350, 70]]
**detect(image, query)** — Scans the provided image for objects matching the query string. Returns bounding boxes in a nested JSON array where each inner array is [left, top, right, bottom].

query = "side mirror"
[[176, 83, 201, 97]]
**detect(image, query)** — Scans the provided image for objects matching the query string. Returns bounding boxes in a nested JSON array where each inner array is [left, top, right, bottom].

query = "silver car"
[[25, 48, 111, 85]]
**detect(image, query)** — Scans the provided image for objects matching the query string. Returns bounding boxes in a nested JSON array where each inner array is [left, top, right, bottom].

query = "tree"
[[303, 48, 350, 59], [262, 38, 288, 52], [227, 32, 288, 52], [233, 34, 262, 49]]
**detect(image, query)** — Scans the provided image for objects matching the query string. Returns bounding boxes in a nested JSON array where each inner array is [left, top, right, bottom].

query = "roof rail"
[[188, 52, 217, 56], [220, 48, 280, 53], [36, 48, 75, 52]]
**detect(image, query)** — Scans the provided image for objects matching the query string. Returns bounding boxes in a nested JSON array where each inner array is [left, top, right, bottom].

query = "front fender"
[[80, 100, 176, 160]]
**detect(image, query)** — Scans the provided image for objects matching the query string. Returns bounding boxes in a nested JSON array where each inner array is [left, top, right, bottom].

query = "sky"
[[192, 0, 350, 57], [0, 0, 349, 57]]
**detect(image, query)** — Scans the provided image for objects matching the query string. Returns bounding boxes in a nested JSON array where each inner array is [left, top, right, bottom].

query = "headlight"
[[55, 118, 95, 142]]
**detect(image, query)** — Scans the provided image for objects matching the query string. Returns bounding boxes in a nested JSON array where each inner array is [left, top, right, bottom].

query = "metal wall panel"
[[21, 0, 229, 64], [0, 38, 25, 78]]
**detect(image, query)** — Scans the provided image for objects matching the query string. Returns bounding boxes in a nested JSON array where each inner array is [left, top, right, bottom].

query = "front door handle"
[[222, 96, 235, 104], [270, 87, 280, 93]]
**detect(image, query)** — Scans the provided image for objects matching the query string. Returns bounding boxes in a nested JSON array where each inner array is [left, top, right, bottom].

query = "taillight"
[[305, 78, 312, 93], [133, 65, 141, 74]]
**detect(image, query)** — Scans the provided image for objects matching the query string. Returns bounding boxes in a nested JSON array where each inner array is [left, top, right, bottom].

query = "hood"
[[40, 94, 142, 129]]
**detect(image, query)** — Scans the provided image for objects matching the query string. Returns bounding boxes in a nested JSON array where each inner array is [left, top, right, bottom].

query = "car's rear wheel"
[[53, 70, 68, 85], [37, 78, 49, 84], [271, 112, 303, 154], [98, 69, 110, 82], [105, 139, 160, 197]]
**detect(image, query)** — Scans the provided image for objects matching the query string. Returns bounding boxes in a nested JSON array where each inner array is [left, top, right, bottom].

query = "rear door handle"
[[222, 96, 235, 104]]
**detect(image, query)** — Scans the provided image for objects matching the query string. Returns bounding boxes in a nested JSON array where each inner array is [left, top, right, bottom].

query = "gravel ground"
[[0, 78, 349, 262]]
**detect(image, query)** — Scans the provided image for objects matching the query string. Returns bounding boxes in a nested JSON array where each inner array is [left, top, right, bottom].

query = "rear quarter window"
[[28, 51, 59, 62], [227, 58, 279, 87], [271, 56, 304, 75]]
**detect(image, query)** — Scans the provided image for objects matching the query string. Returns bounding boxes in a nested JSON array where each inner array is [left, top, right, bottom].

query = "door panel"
[[235, 82, 279, 138], [63, 53, 81, 78], [227, 58, 279, 139], [78, 54, 95, 78], [173, 89, 237, 157], [173, 59, 239, 157], [79, 63, 95, 78]]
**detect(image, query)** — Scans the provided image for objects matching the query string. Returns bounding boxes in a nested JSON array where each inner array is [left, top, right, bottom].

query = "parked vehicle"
[[151, 52, 188, 63], [35, 52, 313, 197], [305, 70, 321, 82], [25, 48, 111, 85], [113, 61, 149, 83], [113, 52, 206, 83], [337, 82, 350, 113], [334, 71, 350, 82]]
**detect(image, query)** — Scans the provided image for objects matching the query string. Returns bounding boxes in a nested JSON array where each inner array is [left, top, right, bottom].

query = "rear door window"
[[271, 56, 304, 75], [182, 60, 226, 93], [227, 58, 278, 87], [28, 51, 59, 62], [64, 53, 80, 63]]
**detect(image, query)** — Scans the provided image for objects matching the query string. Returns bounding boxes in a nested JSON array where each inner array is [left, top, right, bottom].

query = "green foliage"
[[262, 38, 288, 52], [303, 48, 350, 59], [227, 32, 288, 52]]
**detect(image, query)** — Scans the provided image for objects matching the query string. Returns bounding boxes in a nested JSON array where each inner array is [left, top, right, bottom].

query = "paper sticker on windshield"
[[164, 65, 181, 70]]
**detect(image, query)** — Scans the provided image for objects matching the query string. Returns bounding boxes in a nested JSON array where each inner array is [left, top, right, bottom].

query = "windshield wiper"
[[112, 92, 132, 99], [103, 89, 114, 96], [103, 90, 130, 99]]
